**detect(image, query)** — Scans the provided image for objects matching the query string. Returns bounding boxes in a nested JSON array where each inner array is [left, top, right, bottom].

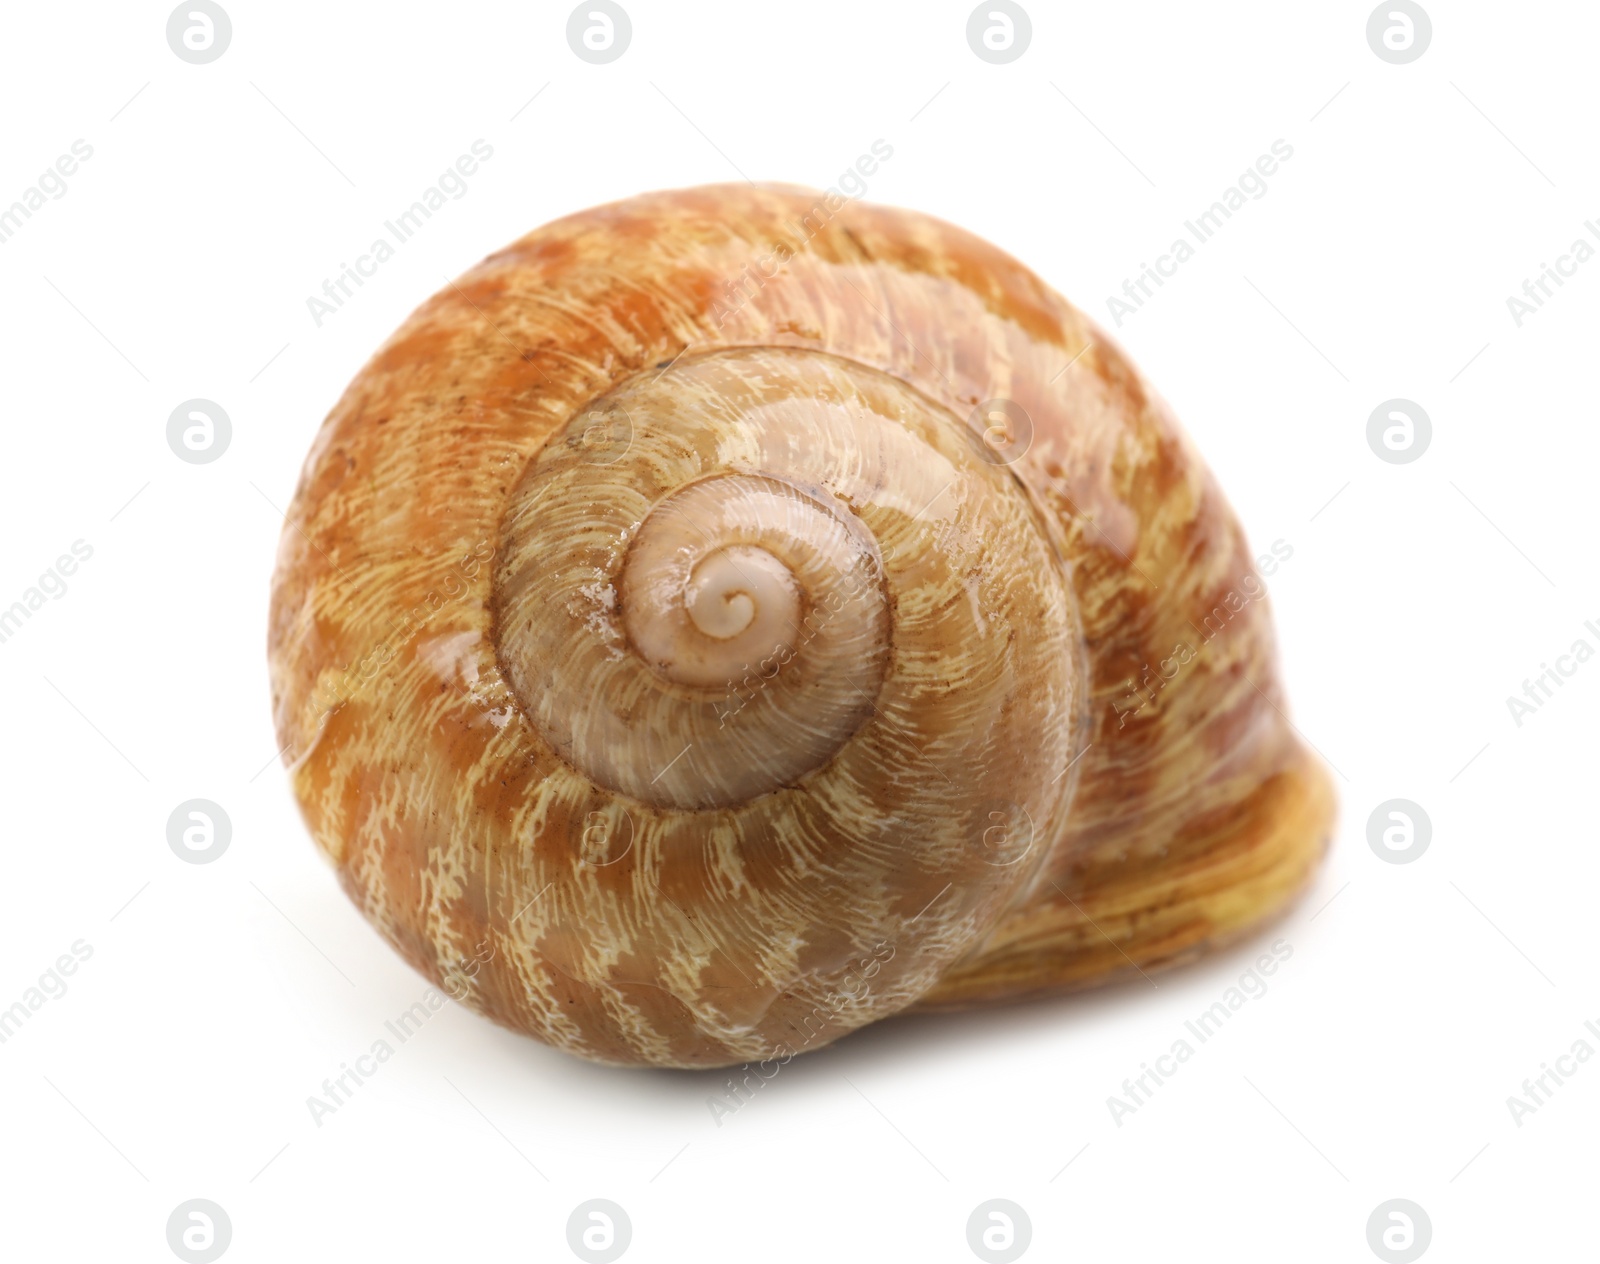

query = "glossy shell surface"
[[268, 185, 1334, 1067]]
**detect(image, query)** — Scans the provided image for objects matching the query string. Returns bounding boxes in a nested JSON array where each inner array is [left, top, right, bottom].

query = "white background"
[[1, 1, 1594, 1260]]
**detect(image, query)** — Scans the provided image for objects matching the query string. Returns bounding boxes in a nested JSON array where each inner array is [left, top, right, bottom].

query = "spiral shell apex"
[[268, 184, 1335, 1068]]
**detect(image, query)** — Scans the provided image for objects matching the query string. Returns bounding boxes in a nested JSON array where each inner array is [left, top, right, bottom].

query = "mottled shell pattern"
[[267, 184, 1335, 1068]]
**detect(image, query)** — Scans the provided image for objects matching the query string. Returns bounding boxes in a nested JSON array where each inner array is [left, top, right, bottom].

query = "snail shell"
[[268, 184, 1334, 1068]]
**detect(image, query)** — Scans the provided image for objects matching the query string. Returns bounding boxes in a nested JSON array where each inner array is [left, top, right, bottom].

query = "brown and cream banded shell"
[[267, 184, 1335, 1069]]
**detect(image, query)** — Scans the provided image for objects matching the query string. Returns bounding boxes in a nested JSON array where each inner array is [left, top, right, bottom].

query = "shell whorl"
[[477, 345, 1083, 1058], [493, 347, 1075, 815]]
